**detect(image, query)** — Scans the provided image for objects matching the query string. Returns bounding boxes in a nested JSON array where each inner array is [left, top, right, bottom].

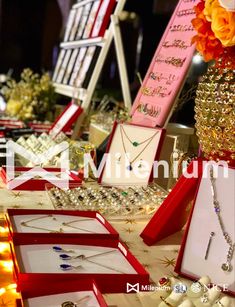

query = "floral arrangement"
[[1, 69, 56, 122], [191, 0, 235, 62]]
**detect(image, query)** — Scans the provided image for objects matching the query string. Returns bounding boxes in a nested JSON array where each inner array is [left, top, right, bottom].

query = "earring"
[[115, 153, 121, 164], [138, 159, 143, 168]]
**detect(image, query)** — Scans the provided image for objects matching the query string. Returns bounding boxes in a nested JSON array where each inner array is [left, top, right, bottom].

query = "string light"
[[0, 226, 8, 234], [6, 283, 17, 290], [1, 260, 13, 272], [0, 288, 6, 296], [0, 242, 10, 253]]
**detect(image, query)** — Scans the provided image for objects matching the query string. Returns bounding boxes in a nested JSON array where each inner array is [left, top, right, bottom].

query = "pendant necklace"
[[20, 215, 94, 234], [209, 166, 234, 272], [120, 125, 159, 171], [20, 215, 64, 233]]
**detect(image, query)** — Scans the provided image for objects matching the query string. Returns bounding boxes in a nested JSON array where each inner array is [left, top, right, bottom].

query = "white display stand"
[[53, 0, 131, 139], [99, 122, 164, 186], [180, 165, 235, 293]]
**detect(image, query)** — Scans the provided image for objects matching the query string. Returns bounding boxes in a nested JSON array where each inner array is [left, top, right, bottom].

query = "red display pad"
[[5, 209, 119, 240], [48, 102, 83, 138], [90, 0, 116, 38], [131, 0, 200, 128], [98, 121, 165, 186], [175, 163, 235, 297], [0, 166, 82, 191], [0, 119, 24, 129], [140, 159, 203, 245], [19, 280, 108, 307], [28, 123, 73, 136], [10, 236, 150, 294]]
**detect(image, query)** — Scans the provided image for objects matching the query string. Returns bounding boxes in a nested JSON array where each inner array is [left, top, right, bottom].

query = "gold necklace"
[[120, 125, 159, 171], [62, 218, 97, 233], [20, 215, 95, 234], [21, 215, 64, 233]]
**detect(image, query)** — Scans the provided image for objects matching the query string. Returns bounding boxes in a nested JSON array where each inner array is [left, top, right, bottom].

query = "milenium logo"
[[6, 140, 70, 189], [126, 283, 171, 293]]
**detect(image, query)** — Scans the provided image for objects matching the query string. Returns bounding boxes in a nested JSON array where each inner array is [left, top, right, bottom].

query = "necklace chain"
[[209, 166, 234, 272], [120, 125, 158, 146], [120, 125, 158, 167], [21, 215, 95, 234]]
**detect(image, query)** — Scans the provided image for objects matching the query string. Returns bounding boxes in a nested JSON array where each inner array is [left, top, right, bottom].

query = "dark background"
[[0, 0, 178, 80], [0, 0, 207, 124]]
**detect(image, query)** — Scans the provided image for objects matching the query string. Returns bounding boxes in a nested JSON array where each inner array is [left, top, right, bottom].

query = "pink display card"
[[131, 0, 200, 128]]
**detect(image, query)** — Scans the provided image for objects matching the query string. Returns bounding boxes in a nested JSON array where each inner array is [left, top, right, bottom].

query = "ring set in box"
[[0, 102, 83, 190], [45, 183, 167, 219], [16, 279, 108, 307], [6, 209, 150, 294]]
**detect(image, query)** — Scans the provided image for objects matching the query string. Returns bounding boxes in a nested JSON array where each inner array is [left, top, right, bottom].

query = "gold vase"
[[195, 61, 235, 165]]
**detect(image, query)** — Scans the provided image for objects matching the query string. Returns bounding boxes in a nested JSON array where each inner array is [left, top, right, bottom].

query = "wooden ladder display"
[[53, 0, 132, 139]]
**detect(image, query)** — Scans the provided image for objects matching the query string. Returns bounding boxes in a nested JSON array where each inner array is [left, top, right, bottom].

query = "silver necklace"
[[209, 166, 234, 272]]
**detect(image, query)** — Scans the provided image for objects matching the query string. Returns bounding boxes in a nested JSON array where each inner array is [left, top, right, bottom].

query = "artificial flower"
[[211, 4, 235, 47], [1, 69, 56, 122], [191, 0, 224, 61]]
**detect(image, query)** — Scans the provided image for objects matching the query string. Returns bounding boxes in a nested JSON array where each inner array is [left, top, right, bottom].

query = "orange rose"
[[211, 6, 235, 47], [204, 0, 220, 21], [191, 0, 224, 61]]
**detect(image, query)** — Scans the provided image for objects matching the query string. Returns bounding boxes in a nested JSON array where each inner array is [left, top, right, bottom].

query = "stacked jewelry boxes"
[[5, 209, 150, 297]]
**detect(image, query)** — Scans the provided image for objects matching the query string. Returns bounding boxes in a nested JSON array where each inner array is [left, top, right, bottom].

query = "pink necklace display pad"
[[131, 0, 200, 128]]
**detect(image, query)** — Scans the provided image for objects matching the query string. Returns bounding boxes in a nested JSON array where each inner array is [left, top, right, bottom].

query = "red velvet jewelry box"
[[10, 236, 150, 294], [17, 279, 108, 307], [140, 159, 203, 245], [48, 101, 82, 138], [0, 166, 82, 190], [5, 209, 119, 240], [175, 163, 235, 297]]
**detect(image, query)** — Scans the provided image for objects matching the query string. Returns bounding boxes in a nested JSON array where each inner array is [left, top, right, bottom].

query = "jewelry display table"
[[0, 178, 234, 306]]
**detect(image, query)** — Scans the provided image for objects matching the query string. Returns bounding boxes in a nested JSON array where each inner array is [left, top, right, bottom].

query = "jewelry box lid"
[[49, 101, 83, 138]]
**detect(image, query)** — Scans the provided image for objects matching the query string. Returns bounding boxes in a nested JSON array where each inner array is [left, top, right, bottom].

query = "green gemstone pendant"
[[132, 141, 139, 147]]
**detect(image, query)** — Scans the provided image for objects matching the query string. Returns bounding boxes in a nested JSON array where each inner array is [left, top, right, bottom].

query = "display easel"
[[53, 0, 132, 139]]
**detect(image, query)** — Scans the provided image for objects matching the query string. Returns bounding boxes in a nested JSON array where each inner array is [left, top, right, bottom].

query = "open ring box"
[[16, 279, 108, 307], [0, 101, 84, 190], [5, 209, 119, 240], [10, 235, 150, 293], [175, 163, 235, 297], [98, 121, 165, 186]]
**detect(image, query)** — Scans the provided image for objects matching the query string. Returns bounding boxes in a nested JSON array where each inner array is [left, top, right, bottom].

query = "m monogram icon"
[[6, 140, 70, 190], [126, 283, 140, 293]]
